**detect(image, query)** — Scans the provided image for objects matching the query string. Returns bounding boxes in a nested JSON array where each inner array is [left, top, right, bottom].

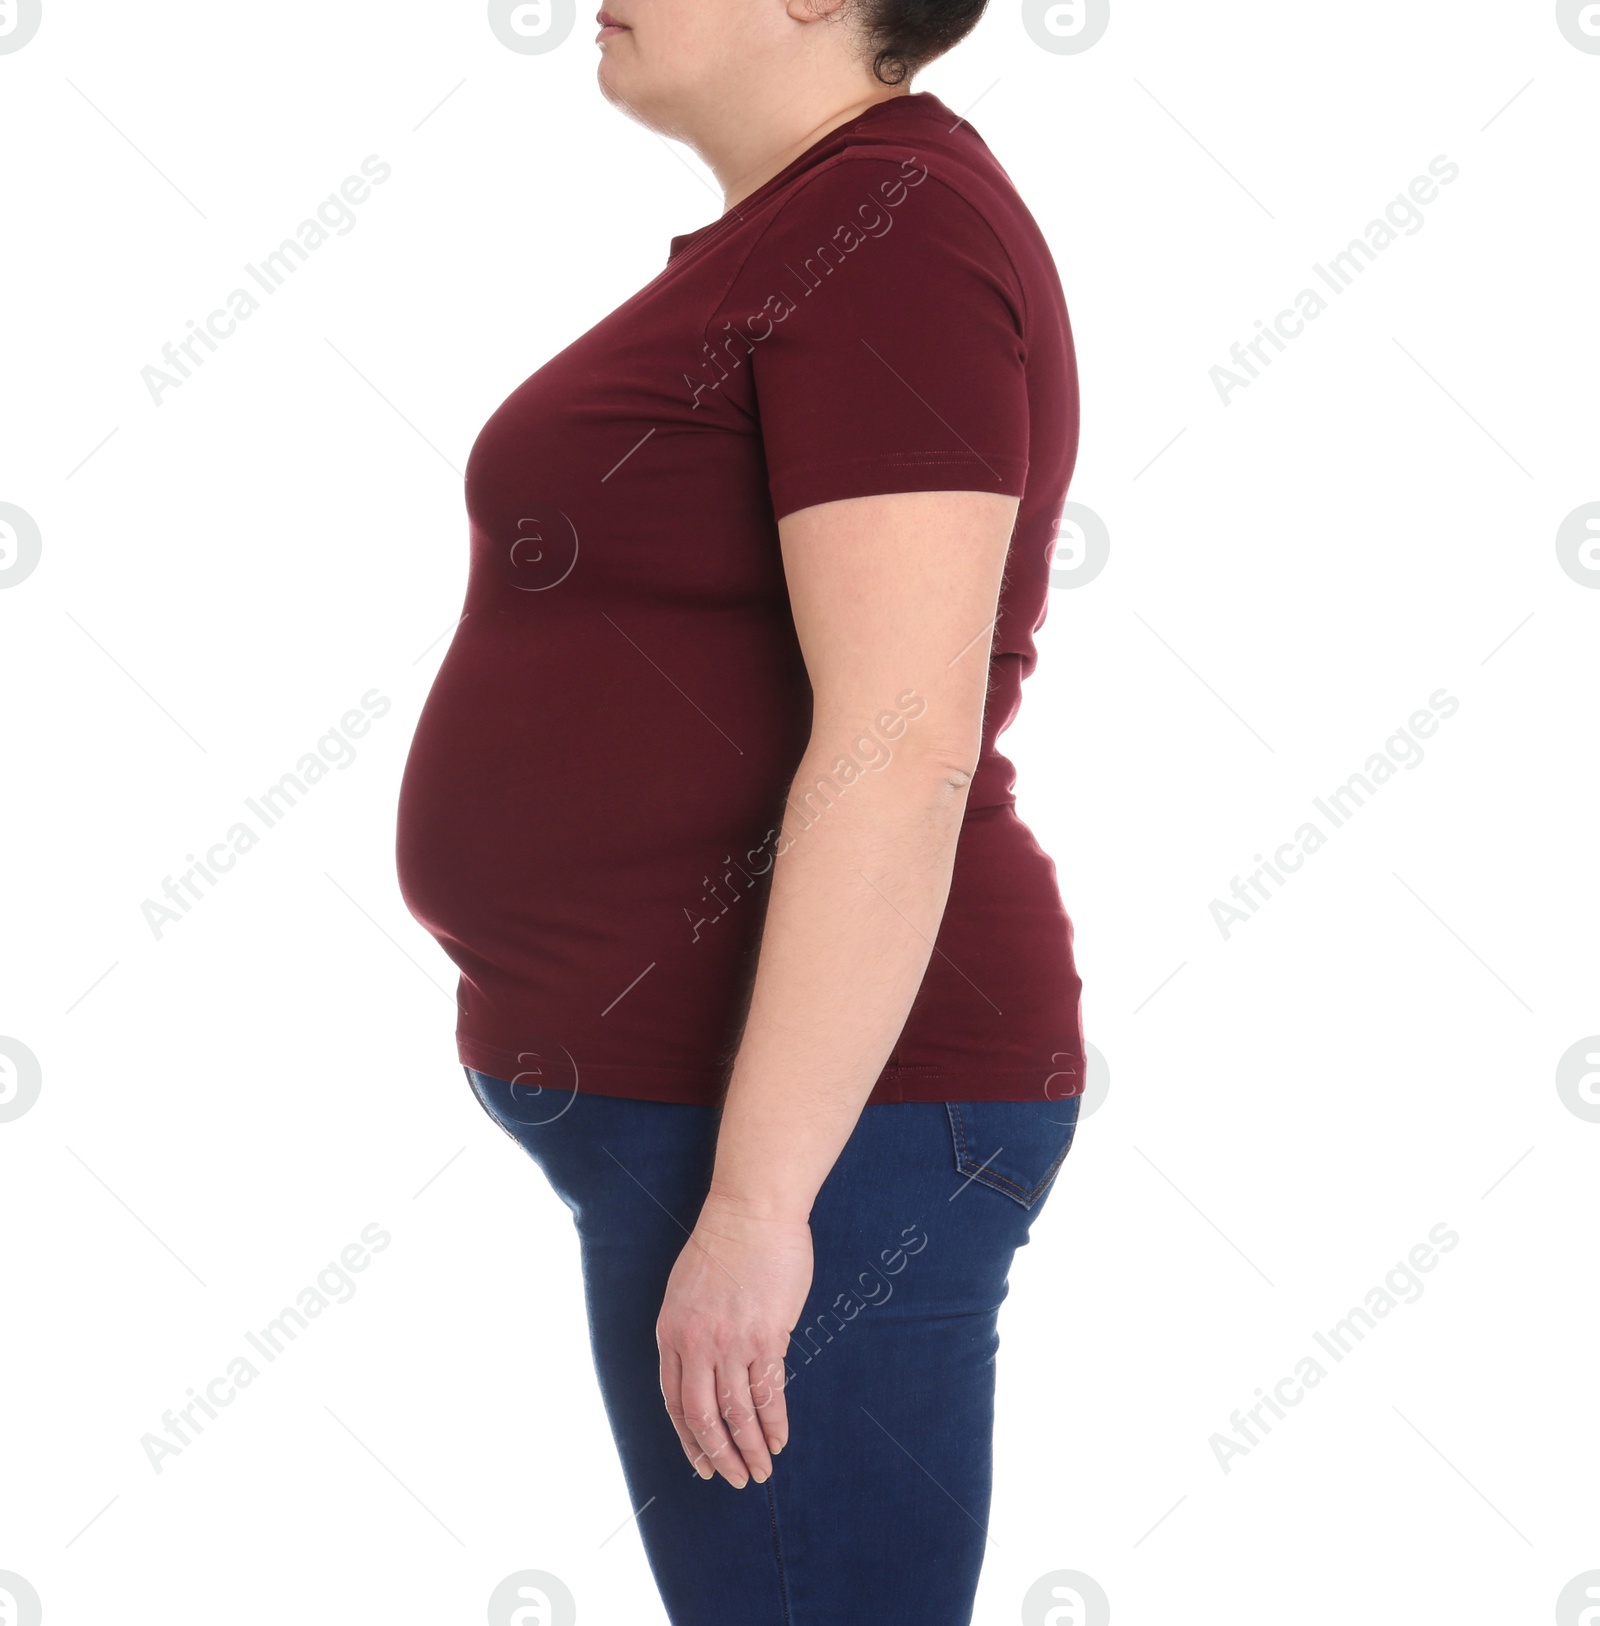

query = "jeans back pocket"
[[945, 1096, 1080, 1209]]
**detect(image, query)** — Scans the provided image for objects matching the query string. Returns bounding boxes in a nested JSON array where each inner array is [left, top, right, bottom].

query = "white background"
[[2, 1, 1597, 1622]]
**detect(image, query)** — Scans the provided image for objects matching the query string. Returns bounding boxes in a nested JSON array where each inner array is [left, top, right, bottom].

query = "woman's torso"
[[396, 91, 1085, 1105]]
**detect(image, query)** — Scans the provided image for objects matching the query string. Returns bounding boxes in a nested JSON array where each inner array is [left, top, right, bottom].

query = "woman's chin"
[[596, 58, 637, 110], [597, 62, 666, 131]]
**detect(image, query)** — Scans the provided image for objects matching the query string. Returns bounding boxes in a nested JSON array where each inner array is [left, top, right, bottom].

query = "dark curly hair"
[[855, 0, 988, 85]]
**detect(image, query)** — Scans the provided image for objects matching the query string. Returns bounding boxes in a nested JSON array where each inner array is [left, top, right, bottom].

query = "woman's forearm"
[[705, 730, 973, 1224]]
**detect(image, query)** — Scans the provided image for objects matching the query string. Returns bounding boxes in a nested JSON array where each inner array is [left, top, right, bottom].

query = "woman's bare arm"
[[709, 485, 1019, 1214], [655, 486, 1019, 1488]]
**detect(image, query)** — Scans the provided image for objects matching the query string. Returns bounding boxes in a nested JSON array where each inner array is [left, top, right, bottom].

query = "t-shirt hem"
[[770, 451, 1029, 522], [458, 1034, 1083, 1107]]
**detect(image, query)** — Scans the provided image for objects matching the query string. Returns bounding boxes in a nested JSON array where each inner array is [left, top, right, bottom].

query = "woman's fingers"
[[749, 1351, 790, 1457], [718, 1360, 772, 1484], [680, 1356, 753, 1488], [657, 1343, 712, 1479], [653, 1209, 812, 1486], [662, 1337, 789, 1487]]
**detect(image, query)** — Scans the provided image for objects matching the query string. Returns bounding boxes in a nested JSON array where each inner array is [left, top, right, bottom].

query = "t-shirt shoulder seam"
[[709, 146, 1030, 337], [914, 168, 1033, 335], [777, 147, 1035, 336]]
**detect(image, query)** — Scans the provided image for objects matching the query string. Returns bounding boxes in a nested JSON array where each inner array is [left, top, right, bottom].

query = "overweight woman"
[[396, 2, 1087, 1620]]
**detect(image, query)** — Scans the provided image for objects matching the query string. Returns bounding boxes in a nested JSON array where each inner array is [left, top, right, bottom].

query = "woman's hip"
[[462, 1066, 1080, 1328]]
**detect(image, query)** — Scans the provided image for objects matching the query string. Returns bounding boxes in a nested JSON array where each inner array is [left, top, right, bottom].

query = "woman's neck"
[[713, 85, 914, 213]]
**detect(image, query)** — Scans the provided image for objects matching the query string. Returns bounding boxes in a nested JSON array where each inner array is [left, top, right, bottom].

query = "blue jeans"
[[464, 1068, 1080, 1626]]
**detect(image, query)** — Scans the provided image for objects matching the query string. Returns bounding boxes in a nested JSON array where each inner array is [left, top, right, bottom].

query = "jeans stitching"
[[765, 1479, 793, 1625], [945, 1101, 1075, 1208]]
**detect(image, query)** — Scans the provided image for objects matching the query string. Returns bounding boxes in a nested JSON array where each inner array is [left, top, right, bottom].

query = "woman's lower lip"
[[597, 23, 628, 38]]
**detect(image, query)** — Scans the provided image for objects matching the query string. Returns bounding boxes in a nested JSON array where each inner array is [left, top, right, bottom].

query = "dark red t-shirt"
[[396, 91, 1085, 1106]]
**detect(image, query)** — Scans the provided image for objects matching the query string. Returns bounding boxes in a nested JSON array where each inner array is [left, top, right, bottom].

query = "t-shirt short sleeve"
[[715, 156, 1031, 523]]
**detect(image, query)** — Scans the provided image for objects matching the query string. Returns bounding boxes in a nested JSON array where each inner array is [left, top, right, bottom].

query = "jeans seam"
[[765, 1479, 793, 1626]]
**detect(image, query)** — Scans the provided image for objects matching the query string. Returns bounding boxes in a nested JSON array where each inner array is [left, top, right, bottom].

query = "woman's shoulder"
[[726, 130, 1046, 334]]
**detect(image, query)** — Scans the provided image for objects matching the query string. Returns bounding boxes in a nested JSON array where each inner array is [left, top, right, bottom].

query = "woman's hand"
[[656, 1192, 814, 1488]]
